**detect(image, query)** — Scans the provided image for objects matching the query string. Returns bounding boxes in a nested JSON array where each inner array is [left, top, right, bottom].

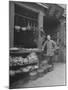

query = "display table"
[[9, 48, 52, 85], [9, 48, 43, 73], [10, 48, 42, 54]]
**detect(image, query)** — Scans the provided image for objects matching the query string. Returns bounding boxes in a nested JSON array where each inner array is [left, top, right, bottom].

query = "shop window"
[[14, 4, 38, 48]]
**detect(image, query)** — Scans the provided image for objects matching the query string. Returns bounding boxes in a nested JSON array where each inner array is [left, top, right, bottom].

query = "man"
[[42, 35, 58, 67]]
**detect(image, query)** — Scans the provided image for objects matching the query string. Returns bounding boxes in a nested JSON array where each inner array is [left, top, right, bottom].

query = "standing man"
[[42, 35, 58, 67]]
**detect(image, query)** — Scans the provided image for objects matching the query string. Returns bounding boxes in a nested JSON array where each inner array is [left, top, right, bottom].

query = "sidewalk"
[[11, 63, 66, 88]]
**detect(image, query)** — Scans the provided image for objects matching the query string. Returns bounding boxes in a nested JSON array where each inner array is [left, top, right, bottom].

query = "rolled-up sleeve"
[[42, 41, 47, 50], [52, 40, 57, 50]]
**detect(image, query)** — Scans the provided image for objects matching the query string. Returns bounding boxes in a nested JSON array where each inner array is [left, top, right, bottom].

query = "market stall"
[[9, 47, 54, 87], [9, 48, 42, 84], [9, 3, 53, 87]]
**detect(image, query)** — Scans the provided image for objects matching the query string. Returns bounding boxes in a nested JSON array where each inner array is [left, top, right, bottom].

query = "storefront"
[[9, 2, 66, 88], [9, 1, 48, 48], [9, 2, 49, 88]]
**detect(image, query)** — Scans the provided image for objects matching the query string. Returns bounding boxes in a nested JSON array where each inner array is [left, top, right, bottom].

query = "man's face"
[[47, 35, 51, 40]]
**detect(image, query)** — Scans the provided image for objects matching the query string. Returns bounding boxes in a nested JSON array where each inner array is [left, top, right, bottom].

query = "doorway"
[[43, 16, 60, 41]]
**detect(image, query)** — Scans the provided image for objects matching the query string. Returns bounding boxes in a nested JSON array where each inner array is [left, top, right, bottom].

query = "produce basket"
[[29, 71, 38, 80], [37, 68, 44, 77], [9, 70, 16, 76]]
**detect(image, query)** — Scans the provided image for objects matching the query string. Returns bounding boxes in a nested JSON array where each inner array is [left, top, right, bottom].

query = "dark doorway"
[[43, 16, 60, 40]]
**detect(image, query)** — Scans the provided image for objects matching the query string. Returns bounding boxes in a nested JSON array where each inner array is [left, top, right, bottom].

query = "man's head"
[[47, 35, 51, 40]]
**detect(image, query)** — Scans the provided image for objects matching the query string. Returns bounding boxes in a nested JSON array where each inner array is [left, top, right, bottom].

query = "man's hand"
[[56, 46, 59, 50], [41, 48, 44, 51]]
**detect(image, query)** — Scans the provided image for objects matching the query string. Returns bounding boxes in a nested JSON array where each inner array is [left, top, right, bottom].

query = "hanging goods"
[[15, 25, 20, 32]]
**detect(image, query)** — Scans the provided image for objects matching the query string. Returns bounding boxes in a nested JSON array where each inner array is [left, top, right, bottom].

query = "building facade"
[[9, 2, 66, 62], [9, 1, 48, 48]]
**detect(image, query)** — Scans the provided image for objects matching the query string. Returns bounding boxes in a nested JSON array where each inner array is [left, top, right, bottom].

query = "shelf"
[[10, 62, 38, 69], [15, 13, 38, 22], [10, 48, 42, 54]]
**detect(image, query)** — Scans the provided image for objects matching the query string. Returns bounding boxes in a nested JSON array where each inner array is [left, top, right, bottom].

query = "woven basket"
[[29, 71, 38, 80], [9, 70, 16, 76], [48, 65, 53, 72], [41, 65, 49, 73], [37, 69, 44, 77]]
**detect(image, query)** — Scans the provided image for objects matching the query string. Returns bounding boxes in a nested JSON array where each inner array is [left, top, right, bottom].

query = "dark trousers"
[[48, 56, 54, 65]]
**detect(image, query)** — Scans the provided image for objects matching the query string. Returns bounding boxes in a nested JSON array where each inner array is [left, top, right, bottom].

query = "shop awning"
[[36, 3, 48, 9]]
